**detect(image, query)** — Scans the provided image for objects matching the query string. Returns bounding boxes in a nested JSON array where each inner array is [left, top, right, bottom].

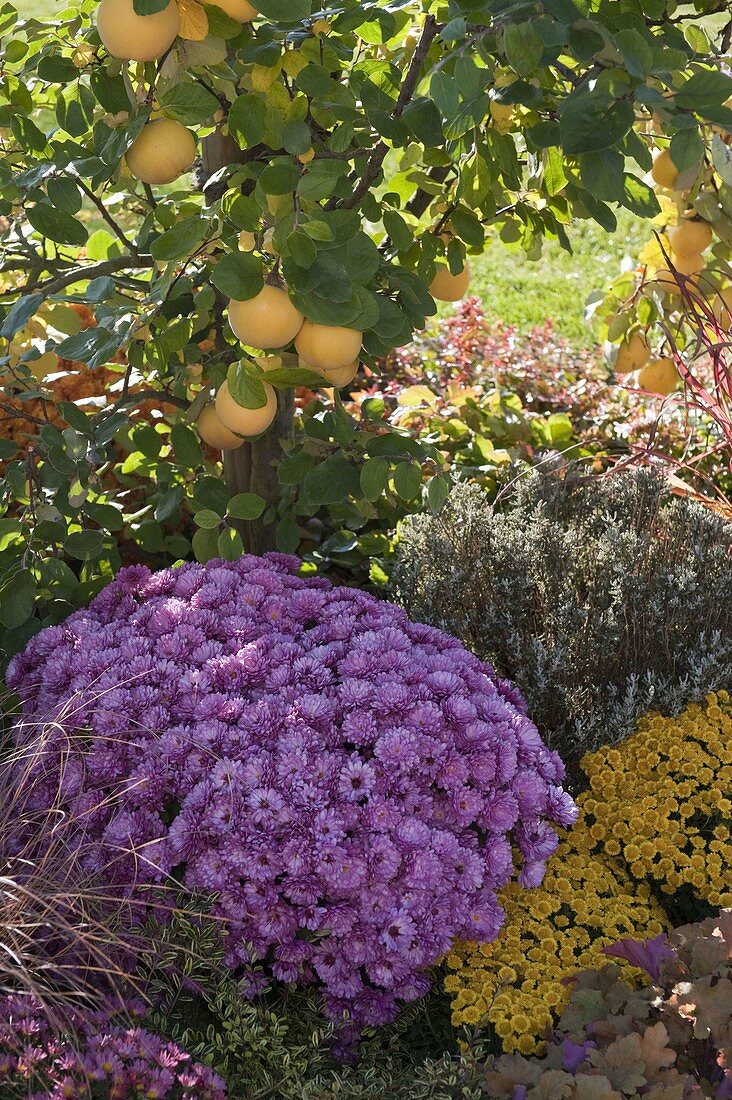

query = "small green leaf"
[[282, 120, 312, 155], [278, 451, 315, 484], [275, 514, 301, 553], [27, 202, 87, 247], [227, 493, 266, 520], [560, 92, 633, 154], [64, 529, 104, 561], [194, 509, 222, 529], [1, 293, 43, 339], [393, 461, 422, 500], [171, 423, 204, 468], [132, 0, 170, 12], [360, 456, 390, 501], [0, 568, 36, 629], [192, 526, 220, 563], [303, 454, 360, 506], [264, 366, 325, 389], [218, 525, 244, 561], [214, 253, 264, 301], [151, 216, 206, 262], [670, 128, 704, 172], [427, 475, 450, 513], [227, 360, 268, 410], [159, 83, 219, 125], [502, 22, 543, 76], [154, 486, 183, 522], [193, 475, 231, 514]]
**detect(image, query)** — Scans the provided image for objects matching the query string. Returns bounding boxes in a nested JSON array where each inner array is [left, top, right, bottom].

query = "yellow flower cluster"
[[581, 692, 732, 908], [445, 822, 668, 1053], [446, 694, 731, 1054]]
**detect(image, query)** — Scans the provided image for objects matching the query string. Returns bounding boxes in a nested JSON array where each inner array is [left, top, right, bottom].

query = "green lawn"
[[471, 209, 646, 346]]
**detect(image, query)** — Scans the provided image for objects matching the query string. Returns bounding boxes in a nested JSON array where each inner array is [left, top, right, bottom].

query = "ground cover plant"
[[437, 909, 732, 1100]]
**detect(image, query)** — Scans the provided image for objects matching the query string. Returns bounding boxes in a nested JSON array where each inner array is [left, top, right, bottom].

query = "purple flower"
[[7, 554, 574, 1039], [0, 995, 226, 1098]]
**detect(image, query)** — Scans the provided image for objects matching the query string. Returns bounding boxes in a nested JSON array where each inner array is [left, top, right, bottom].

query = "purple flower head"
[[7, 554, 574, 1039]]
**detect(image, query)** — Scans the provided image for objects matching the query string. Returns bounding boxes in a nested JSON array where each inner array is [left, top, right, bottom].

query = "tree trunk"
[[200, 128, 295, 554], [222, 389, 294, 554]]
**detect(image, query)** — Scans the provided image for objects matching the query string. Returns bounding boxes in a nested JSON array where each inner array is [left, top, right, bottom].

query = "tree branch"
[[1, 256, 155, 300], [337, 15, 441, 211], [76, 179, 139, 254]]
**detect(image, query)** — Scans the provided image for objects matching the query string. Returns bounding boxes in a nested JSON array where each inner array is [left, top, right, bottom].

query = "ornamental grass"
[[6, 554, 576, 1041]]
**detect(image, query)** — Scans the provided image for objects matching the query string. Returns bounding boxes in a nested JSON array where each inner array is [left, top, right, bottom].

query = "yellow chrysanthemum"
[[446, 694, 731, 1054]]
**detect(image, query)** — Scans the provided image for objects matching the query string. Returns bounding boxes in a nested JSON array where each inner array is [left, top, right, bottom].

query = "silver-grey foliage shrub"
[[391, 467, 732, 773]]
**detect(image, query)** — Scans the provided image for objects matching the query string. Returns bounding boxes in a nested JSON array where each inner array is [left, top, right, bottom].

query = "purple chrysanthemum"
[[7, 554, 576, 1034]]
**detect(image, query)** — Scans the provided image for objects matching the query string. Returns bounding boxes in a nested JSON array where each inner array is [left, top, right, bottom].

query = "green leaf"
[[383, 210, 413, 252], [278, 451, 315, 484], [64, 529, 104, 561], [286, 230, 318, 268], [37, 55, 78, 83], [264, 366, 325, 389], [154, 486, 183, 522], [393, 461, 422, 500], [228, 94, 267, 148], [170, 423, 204, 468], [47, 177, 82, 215], [56, 327, 121, 366], [261, 160, 303, 195], [303, 454, 360, 506], [1, 293, 43, 339], [0, 568, 36, 630], [675, 70, 732, 110], [227, 359, 268, 410], [255, 0, 313, 23], [151, 216, 207, 262], [427, 475, 450, 513], [711, 133, 732, 187], [159, 83, 219, 125], [502, 23, 543, 76], [578, 149, 624, 200], [282, 120, 312, 155], [218, 526, 244, 561], [213, 253, 264, 300], [560, 92, 633, 154], [27, 202, 87, 247], [83, 502, 124, 531], [193, 475, 231, 514], [543, 146, 567, 196], [227, 492, 266, 520], [194, 508, 222, 529], [614, 29, 652, 78], [192, 526, 220, 563], [360, 456, 390, 501], [275, 514, 301, 553], [670, 128, 704, 172], [133, 0, 170, 12]]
